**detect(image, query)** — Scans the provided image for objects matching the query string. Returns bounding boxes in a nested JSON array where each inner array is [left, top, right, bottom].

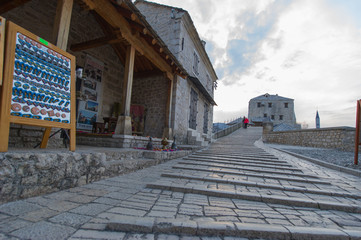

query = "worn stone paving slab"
[[160, 172, 361, 199], [179, 158, 300, 173], [183, 157, 297, 170]]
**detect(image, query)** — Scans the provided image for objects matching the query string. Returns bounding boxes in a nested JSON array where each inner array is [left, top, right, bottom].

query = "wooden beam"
[[121, 45, 135, 116], [152, 39, 157, 45], [70, 36, 123, 51], [91, 11, 125, 64], [0, 0, 31, 14], [81, 0, 173, 74], [53, 0, 74, 50]]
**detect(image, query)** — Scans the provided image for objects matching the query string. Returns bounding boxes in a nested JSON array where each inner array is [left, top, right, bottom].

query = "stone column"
[[262, 121, 273, 142], [114, 45, 135, 135]]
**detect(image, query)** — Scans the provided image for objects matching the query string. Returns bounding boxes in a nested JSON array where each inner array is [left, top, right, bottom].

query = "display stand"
[[0, 17, 5, 86], [0, 21, 76, 152], [354, 100, 361, 165]]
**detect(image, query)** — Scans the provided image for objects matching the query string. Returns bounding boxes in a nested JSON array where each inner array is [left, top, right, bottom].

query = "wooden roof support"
[[81, 0, 174, 79], [70, 36, 123, 51], [53, 0, 74, 50]]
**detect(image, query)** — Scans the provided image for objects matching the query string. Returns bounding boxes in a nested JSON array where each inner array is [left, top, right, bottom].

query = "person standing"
[[244, 117, 249, 128]]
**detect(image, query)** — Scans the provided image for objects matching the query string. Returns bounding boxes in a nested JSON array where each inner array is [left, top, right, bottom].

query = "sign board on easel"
[[0, 17, 5, 86], [354, 100, 361, 165], [0, 20, 76, 152]]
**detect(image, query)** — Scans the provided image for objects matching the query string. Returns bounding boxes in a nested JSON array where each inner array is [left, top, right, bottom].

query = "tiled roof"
[[250, 93, 293, 101]]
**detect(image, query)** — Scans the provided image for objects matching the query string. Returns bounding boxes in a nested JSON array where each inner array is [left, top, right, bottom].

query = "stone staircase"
[[104, 128, 361, 239]]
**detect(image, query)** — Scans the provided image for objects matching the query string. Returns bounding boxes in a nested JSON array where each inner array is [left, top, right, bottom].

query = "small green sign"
[[39, 37, 48, 46]]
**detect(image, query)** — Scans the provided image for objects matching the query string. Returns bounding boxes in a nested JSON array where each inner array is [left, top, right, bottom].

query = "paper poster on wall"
[[10, 32, 71, 123], [76, 55, 103, 131]]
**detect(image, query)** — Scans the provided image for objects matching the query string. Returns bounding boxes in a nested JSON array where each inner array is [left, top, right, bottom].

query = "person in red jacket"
[[243, 117, 249, 129]]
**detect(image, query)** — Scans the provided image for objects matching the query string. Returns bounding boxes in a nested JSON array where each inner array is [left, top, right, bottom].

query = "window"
[[271, 115, 275, 120], [193, 51, 199, 75], [264, 113, 267, 117], [268, 103, 272, 108], [181, 38, 184, 51], [257, 102, 261, 108], [279, 115, 283, 120], [284, 103, 288, 108]]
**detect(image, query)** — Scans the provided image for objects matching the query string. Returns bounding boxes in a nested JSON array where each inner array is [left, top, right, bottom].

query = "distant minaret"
[[315, 111, 320, 129]]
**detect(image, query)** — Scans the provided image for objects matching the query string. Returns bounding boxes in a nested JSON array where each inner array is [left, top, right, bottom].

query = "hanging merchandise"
[[0, 20, 76, 152]]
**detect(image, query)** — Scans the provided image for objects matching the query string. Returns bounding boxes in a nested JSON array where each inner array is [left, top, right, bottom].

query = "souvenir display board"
[[0, 21, 76, 152], [355, 100, 361, 165], [0, 17, 5, 86]]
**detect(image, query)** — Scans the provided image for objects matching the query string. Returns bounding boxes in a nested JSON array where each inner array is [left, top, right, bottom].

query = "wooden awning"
[[74, 0, 188, 80]]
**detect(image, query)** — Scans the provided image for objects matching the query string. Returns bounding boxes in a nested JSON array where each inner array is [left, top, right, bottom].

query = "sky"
[[141, 0, 361, 128]]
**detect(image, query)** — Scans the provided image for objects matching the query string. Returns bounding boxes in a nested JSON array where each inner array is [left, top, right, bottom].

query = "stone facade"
[[263, 127, 356, 151], [248, 93, 297, 127], [132, 74, 169, 138], [135, 1, 217, 144]]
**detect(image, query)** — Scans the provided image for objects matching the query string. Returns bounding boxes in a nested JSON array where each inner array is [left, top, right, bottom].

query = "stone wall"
[[213, 122, 243, 139], [0, 149, 191, 203], [171, 76, 190, 144], [132, 74, 168, 138], [263, 127, 356, 151]]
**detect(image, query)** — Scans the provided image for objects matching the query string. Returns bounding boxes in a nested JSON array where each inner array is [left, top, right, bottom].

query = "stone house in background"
[[248, 93, 300, 130], [1, 0, 218, 149], [135, 0, 218, 146]]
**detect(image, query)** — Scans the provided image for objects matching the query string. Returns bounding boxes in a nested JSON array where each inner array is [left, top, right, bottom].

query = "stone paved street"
[[1, 127, 361, 239]]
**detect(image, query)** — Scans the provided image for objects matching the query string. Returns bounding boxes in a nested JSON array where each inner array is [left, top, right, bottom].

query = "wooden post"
[[53, 0, 73, 51], [114, 45, 135, 135], [354, 100, 361, 165], [163, 75, 174, 138], [0, 21, 13, 151], [0, 17, 5, 86], [121, 45, 135, 116], [41, 0, 75, 150]]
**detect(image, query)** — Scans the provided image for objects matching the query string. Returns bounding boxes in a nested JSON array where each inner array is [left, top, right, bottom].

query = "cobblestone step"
[[194, 153, 283, 162], [197, 151, 278, 159], [161, 172, 361, 199], [178, 160, 308, 177], [146, 181, 361, 213], [187, 155, 292, 166], [182, 157, 301, 172], [173, 164, 327, 184], [106, 215, 361, 240]]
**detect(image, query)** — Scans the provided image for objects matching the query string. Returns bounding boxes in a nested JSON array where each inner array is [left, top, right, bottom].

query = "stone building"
[[135, 0, 218, 146], [0, 0, 218, 150], [248, 93, 298, 129]]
